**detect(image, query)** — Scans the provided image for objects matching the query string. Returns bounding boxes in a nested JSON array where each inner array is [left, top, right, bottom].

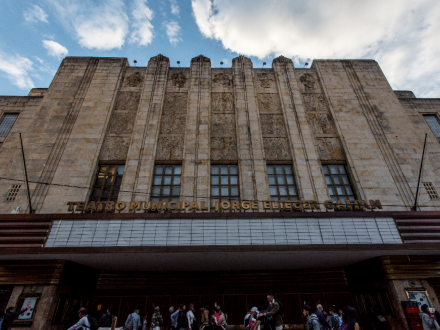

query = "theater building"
[[1, 54, 440, 330]]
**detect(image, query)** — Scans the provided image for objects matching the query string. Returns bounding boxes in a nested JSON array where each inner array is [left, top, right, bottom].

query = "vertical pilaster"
[[273, 56, 328, 203], [181, 55, 211, 206], [124, 55, 170, 204], [232, 56, 268, 205]]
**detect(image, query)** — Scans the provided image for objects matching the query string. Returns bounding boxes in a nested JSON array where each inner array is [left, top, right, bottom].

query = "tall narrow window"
[[424, 115, 440, 138], [323, 164, 356, 202], [151, 165, 181, 202], [267, 165, 298, 202], [0, 113, 18, 137], [211, 165, 239, 204], [90, 165, 124, 204]]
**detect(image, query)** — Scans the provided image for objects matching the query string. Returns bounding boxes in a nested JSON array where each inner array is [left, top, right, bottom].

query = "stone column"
[[181, 55, 211, 207], [123, 55, 170, 205], [232, 56, 268, 206], [272, 56, 328, 203]]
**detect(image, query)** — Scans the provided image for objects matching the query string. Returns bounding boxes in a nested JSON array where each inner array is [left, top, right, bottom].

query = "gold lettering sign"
[[66, 199, 382, 213]]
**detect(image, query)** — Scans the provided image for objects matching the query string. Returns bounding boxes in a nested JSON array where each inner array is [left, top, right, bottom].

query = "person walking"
[[124, 306, 141, 330], [340, 306, 360, 330], [217, 307, 228, 330], [66, 308, 90, 330], [187, 303, 196, 330], [200, 305, 210, 328], [303, 305, 321, 330], [420, 304, 440, 330], [329, 307, 340, 330], [171, 306, 179, 330], [258, 293, 283, 330], [316, 304, 331, 330], [176, 305, 188, 330], [167, 306, 175, 330], [151, 306, 163, 330], [142, 313, 148, 330], [99, 308, 114, 328]]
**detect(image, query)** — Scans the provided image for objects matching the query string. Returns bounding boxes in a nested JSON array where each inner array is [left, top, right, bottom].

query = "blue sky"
[[1, 0, 439, 97]]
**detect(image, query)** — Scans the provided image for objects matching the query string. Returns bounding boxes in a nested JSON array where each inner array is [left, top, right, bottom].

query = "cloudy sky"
[[0, 0, 439, 97]]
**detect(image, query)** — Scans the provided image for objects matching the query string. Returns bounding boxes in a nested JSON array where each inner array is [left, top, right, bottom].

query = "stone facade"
[[1, 55, 440, 213]]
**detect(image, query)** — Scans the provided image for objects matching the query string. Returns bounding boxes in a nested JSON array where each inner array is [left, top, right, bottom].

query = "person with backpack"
[[258, 293, 283, 330], [217, 307, 228, 330], [124, 306, 141, 330], [329, 307, 340, 330], [99, 308, 114, 328], [303, 305, 321, 330], [151, 306, 163, 330], [176, 304, 188, 330], [316, 305, 331, 330], [67, 308, 99, 330]]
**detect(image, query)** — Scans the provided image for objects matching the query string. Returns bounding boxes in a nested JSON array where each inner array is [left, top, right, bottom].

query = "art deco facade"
[[0, 55, 440, 330]]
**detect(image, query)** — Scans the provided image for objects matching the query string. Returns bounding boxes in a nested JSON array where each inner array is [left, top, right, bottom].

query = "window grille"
[[5, 185, 21, 202], [151, 165, 181, 202], [90, 165, 124, 205], [0, 113, 18, 137], [323, 165, 356, 202], [211, 165, 239, 204], [267, 165, 298, 202], [424, 115, 440, 138], [423, 182, 439, 200]]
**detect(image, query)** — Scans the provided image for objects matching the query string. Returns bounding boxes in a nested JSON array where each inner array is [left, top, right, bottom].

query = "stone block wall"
[[1, 55, 439, 213]]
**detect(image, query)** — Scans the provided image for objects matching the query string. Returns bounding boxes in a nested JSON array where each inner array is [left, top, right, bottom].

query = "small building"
[[0, 54, 440, 329]]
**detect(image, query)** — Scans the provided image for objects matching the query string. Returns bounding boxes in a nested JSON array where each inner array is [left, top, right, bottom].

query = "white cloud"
[[42, 40, 68, 59], [0, 53, 34, 90], [46, 0, 129, 51], [164, 21, 181, 45], [170, 0, 180, 16], [23, 5, 49, 23], [191, 0, 440, 97], [130, 0, 154, 46]]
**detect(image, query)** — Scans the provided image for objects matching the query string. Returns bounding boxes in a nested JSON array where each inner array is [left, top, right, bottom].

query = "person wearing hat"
[[67, 308, 90, 330], [248, 307, 260, 330]]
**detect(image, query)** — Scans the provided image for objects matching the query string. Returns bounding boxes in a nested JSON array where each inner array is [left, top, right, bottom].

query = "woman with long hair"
[[340, 306, 360, 330]]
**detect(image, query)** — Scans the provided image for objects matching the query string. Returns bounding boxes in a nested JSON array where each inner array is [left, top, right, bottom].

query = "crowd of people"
[[3, 292, 440, 330]]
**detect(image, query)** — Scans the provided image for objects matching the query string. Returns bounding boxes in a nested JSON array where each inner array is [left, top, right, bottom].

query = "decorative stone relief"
[[108, 112, 136, 134], [326, 138, 345, 160], [314, 138, 344, 161], [156, 136, 184, 160], [100, 136, 131, 161], [213, 73, 231, 88], [303, 94, 328, 112], [211, 93, 234, 113], [163, 93, 188, 113], [211, 137, 238, 161], [306, 113, 335, 134], [257, 93, 282, 113], [257, 73, 276, 88], [125, 72, 143, 87], [315, 138, 331, 160], [171, 72, 187, 88], [114, 92, 141, 111], [191, 55, 211, 63], [260, 114, 287, 136], [211, 114, 236, 138], [263, 138, 291, 160], [299, 73, 316, 91], [159, 113, 186, 135]]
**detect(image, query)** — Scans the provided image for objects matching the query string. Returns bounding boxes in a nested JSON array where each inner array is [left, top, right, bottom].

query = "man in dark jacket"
[[316, 304, 331, 330], [176, 304, 187, 330], [99, 308, 114, 327], [258, 293, 283, 330], [1, 306, 30, 330]]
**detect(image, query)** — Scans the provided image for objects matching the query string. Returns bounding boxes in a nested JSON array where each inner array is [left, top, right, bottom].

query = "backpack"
[[182, 313, 189, 329], [124, 314, 134, 330], [275, 300, 284, 317], [87, 315, 99, 330]]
